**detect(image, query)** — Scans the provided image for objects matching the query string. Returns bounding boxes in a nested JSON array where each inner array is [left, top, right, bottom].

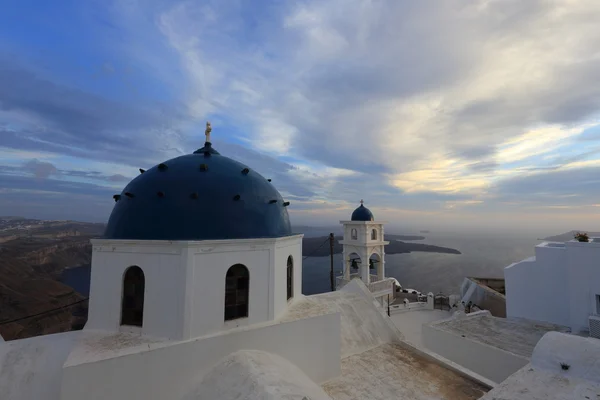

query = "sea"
[[61, 231, 541, 297]]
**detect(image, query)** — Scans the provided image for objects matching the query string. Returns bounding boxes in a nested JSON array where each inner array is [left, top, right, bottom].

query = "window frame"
[[287, 256, 294, 301], [120, 265, 145, 327], [224, 264, 250, 321]]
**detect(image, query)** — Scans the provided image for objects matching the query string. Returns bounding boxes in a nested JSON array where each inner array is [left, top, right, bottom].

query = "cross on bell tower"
[[338, 200, 389, 288]]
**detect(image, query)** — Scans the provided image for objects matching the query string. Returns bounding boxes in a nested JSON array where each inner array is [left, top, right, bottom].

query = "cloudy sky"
[[1, 0, 600, 234]]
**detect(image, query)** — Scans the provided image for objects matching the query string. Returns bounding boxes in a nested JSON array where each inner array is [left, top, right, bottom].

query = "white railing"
[[368, 277, 395, 295]]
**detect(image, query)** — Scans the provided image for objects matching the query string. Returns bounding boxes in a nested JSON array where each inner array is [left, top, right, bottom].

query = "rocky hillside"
[[0, 236, 93, 340]]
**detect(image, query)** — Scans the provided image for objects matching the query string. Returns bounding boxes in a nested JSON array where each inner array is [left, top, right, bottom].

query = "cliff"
[[0, 237, 92, 340]]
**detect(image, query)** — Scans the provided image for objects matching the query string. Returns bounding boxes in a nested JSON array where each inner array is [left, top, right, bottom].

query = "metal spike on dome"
[[113, 194, 121, 202], [199, 163, 208, 171], [158, 163, 168, 171], [190, 192, 199, 199], [157, 191, 165, 198], [233, 194, 241, 201], [269, 199, 277, 204], [241, 167, 250, 175], [283, 201, 290, 207], [124, 192, 134, 198], [139, 168, 145, 174], [267, 179, 272, 182]]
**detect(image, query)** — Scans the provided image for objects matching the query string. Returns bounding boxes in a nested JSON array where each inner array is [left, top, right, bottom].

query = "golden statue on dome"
[[205, 121, 212, 143]]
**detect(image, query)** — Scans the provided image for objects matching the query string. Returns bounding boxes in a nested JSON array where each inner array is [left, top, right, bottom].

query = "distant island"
[[386, 234, 425, 241], [303, 235, 461, 257]]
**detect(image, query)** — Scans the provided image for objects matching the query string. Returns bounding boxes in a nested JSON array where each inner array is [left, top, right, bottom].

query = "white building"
[[505, 239, 600, 335]]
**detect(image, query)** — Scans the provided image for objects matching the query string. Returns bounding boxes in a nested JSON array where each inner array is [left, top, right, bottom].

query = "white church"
[[1, 124, 599, 400]]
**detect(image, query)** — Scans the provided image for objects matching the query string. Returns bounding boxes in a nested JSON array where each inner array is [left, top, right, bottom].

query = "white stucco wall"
[[339, 221, 388, 283], [86, 241, 187, 340], [422, 317, 529, 384], [60, 312, 341, 400], [505, 244, 570, 327], [0, 331, 83, 400], [188, 235, 302, 338], [272, 237, 303, 319], [190, 246, 271, 335], [505, 240, 600, 333], [565, 241, 600, 333], [184, 350, 333, 400], [88, 236, 303, 340]]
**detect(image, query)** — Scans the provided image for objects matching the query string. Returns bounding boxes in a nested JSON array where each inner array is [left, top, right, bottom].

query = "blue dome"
[[104, 142, 292, 241], [351, 203, 374, 221]]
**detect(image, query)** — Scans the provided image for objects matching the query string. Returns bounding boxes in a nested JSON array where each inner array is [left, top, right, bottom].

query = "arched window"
[[225, 264, 249, 321], [371, 229, 377, 240], [121, 266, 145, 327], [287, 256, 294, 300], [351, 228, 358, 240]]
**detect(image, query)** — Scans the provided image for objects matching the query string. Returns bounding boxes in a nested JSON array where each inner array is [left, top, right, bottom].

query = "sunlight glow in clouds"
[[1, 0, 600, 232]]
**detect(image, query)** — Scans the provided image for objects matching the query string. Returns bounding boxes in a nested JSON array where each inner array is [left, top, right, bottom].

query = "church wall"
[[60, 312, 341, 400], [273, 236, 303, 319], [189, 244, 272, 337], [86, 241, 187, 339]]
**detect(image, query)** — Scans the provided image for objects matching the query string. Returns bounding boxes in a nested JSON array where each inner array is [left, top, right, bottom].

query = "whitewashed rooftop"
[[183, 350, 332, 400], [480, 332, 600, 400], [430, 311, 569, 358], [281, 290, 398, 358], [323, 343, 488, 400], [390, 309, 453, 348], [283, 281, 490, 400]]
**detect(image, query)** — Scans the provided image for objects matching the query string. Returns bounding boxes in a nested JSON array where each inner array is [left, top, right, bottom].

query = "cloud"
[[3, 0, 600, 230], [153, 0, 600, 192], [488, 166, 600, 209], [106, 174, 130, 182], [23, 159, 58, 179], [0, 62, 188, 167]]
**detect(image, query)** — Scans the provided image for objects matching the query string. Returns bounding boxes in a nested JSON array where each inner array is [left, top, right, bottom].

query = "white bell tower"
[[338, 200, 389, 287]]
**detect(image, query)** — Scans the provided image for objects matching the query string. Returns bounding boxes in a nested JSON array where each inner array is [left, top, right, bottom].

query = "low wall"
[[390, 302, 428, 314], [60, 312, 340, 400], [422, 318, 529, 384], [368, 278, 395, 296]]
